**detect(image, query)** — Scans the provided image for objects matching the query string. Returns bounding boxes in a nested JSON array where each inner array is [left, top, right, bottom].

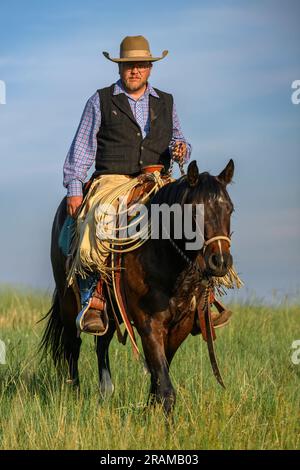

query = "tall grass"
[[0, 288, 299, 449]]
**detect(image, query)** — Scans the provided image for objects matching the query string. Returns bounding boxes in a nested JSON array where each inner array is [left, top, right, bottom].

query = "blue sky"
[[0, 0, 299, 303]]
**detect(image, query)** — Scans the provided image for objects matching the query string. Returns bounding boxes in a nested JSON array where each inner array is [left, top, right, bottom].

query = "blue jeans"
[[77, 273, 99, 308]]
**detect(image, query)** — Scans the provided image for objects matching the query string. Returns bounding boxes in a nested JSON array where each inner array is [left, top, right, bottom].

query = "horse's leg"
[[123, 252, 176, 414], [138, 314, 176, 415], [64, 332, 81, 388], [59, 289, 82, 388], [96, 318, 116, 399]]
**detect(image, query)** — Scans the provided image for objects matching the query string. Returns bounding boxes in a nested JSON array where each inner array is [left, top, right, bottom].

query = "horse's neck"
[[145, 238, 193, 287]]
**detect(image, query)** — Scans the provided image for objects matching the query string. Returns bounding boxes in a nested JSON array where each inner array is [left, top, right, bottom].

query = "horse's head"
[[186, 159, 235, 277]]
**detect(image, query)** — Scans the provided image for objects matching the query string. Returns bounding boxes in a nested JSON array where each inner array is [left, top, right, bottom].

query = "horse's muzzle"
[[205, 252, 233, 277]]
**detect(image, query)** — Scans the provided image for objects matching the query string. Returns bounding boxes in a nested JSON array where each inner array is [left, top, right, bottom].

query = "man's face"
[[119, 61, 152, 93]]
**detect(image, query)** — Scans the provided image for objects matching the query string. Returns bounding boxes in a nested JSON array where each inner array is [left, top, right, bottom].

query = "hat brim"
[[102, 50, 168, 63]]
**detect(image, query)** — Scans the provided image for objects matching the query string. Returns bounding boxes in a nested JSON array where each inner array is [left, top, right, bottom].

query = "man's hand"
[[172, 141, 187, 163], [67, 196, 83, 218]]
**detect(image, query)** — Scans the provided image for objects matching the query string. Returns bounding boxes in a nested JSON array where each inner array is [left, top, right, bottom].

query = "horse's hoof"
[[99, 383, 114, 400], [99, 370, 114, 400]]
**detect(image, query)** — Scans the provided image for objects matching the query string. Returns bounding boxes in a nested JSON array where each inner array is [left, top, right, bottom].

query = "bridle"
[[167, 156, 232, 259], [165, 162, 232, 387], [166, 231, 231, 276], [202, 235, 231, 261], [203, 235, 231, 252]]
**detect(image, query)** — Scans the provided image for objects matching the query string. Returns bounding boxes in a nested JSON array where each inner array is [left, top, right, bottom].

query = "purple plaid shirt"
[[63, 80, 192, 196]]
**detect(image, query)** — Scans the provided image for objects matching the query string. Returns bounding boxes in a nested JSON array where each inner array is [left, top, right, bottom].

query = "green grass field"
[[0, 288, 299, 450]]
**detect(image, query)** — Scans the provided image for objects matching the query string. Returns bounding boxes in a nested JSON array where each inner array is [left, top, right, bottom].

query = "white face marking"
[[218, 239, 224, 265]]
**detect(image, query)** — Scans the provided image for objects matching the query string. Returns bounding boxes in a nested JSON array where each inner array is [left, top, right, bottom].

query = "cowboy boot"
[[210, 290, 232, 329], [76, 276, 108, 335]]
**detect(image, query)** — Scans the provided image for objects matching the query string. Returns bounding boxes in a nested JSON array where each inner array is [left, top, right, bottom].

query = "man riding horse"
[[63, 35, 231, 335]]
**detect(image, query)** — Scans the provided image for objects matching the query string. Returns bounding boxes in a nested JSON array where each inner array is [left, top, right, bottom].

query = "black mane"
[[151, 172, 223, 207]]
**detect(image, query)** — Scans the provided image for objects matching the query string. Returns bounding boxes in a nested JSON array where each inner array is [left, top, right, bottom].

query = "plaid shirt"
[[63, 79, 192, 196]]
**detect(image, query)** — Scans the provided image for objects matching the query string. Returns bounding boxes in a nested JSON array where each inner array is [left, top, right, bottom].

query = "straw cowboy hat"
[[102, 35, 168, 63]]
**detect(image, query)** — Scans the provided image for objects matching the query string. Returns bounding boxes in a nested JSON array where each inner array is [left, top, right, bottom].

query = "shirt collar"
[[113, 79, 160, 99]]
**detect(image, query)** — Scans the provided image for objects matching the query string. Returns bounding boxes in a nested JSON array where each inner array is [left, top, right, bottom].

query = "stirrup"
[[76, 300, 109, 337], [211, 309, 232, 329]]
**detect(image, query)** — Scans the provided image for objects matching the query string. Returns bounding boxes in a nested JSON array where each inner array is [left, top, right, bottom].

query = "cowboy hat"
[[102, 35, 168, 63]]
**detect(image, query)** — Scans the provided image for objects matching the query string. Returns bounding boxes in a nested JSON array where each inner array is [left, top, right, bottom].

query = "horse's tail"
[[39, 290, 66, 371]]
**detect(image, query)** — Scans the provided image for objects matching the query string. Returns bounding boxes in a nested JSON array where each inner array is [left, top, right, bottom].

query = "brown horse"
[[41, 159, 234, 414]]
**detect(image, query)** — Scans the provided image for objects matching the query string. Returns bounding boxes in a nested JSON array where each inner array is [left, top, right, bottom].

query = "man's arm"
[[63, 92, 101, 196], [63, 92, 101, 216], [169, 102, 192, 163]]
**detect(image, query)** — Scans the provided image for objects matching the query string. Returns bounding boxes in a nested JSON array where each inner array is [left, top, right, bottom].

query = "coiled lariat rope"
[[67, 171, 165, 285], [95, 172, 163, 253]]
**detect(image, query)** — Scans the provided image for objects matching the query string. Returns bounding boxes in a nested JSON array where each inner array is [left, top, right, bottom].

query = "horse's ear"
[[218, 159, 234, 185], [187, 160, 199, 187]]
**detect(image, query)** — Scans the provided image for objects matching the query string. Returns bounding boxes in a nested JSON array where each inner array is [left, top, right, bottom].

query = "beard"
[[122, 76, 148, 93]]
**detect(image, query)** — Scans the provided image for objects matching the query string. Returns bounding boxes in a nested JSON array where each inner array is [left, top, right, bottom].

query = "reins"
[[163, 156, 233, 387], [166, 232, 227, 388]]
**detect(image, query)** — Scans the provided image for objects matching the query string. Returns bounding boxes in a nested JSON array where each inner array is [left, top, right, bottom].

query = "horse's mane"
[[151, 172, 223, 207]]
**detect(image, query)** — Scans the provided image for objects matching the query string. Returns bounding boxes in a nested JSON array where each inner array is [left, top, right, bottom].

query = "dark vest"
[[95, 84, 173, 175]]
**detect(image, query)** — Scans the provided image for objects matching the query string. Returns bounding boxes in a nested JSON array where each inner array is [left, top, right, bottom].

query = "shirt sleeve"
[[169, 102, 192, 163], [63, 92, 101, 197]]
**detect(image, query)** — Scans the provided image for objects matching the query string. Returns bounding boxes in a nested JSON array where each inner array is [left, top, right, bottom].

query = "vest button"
[[141, 146, 144, 150], [137, 132, 141, 137], [139, 160, 143, 165]]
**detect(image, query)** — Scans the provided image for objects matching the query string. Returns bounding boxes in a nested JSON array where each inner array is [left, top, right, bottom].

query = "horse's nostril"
[[207, 252, 232, 272], [212, 254, 219, 265], [208, 254, 219, 269]]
